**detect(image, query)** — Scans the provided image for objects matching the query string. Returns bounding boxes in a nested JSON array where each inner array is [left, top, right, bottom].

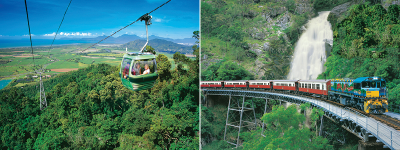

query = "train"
[[201, 77, 388, 114]]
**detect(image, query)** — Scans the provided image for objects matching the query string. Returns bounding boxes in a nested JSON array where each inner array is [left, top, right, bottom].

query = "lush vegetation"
[[242, 104, 332, 150], [0, 31, 199, 149], [320, 4, 400, 112], [201, 60, 254, 81]]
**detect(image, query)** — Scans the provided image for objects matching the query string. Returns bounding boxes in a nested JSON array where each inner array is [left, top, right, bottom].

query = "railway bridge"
[[202, 89, 400, 150]]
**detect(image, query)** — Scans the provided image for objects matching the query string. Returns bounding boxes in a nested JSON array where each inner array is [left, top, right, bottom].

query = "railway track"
[[205, 88, 400, 131]]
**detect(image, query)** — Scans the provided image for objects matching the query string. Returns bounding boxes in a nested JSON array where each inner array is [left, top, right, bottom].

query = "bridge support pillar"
[[224, 95, 257, 147], [261, 98, 269, 137]]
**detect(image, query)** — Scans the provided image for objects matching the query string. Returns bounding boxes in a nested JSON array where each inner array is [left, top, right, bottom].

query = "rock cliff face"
[[382, 0, 400, 9], [246, 1, 315, 79], [295, 0, 314, 15]]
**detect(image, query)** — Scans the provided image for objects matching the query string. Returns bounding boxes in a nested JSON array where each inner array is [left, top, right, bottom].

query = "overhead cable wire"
[[24, 0, 35, 67], [46, 0, 72, 58], [53, 0, 171, 69]]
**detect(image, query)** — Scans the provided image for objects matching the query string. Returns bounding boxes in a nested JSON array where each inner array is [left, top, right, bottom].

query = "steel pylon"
[[224, 95, 257, 147], [39, 72, 47, 110]]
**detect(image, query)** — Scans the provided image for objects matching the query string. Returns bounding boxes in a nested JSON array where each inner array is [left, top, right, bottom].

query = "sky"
[[0, 0, 199, 40]]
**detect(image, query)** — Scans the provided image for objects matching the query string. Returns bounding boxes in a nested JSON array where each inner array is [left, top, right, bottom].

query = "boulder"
[[263, 42, 270, 51]]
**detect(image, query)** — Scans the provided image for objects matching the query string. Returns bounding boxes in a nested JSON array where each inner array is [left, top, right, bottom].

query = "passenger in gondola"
[[143, 64, 150, 75], [133, 63, 141, 75], [123, 63, 130, 79]]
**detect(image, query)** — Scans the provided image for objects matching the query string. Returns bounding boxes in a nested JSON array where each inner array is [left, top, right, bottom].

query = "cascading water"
[[287, 11, 333, 80]]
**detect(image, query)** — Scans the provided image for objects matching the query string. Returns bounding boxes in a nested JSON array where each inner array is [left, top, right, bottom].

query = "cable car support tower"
[[38, 70, 47, 110]]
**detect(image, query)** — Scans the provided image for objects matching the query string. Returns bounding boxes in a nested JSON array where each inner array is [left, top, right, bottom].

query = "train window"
[[371, 81, 376, 88], [377, 82, 381, 88], [354, 83, 361, 89], [362, 81, 370, 88], [381, 81, 386, 87], [322, 84, 325, 90], [316, 84, 320, 90], [308, 84, 311, 89], [372, 81, 377, 88]]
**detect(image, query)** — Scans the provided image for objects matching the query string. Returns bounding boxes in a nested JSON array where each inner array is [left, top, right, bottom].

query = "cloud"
[[154, 18, 162, 22], [0, 35, 2, 36], [44, 32, 56, 36], [44, 32, 94, 36], [23, 34, 35, 36]]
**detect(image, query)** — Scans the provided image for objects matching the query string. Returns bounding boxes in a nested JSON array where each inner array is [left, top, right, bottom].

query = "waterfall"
[[287, 11, 333, 80]]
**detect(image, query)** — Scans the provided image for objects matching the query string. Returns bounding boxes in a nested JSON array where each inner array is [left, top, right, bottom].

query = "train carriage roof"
[[248, 80, 273, 82], [353, 77, 385, 83], [299, 80, 330, 83], [201, 81, 223, 82], [272, 80, 299, 82], [224, 80, 248, 82]]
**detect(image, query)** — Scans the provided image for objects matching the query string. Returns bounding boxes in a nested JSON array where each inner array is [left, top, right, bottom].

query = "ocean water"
[[0, 79, 12, 90], [0, 39, 92, 48]]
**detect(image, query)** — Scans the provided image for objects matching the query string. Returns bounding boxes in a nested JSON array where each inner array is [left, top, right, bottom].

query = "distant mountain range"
[[121, 39, 194, 54], [59, 34, 196, 45]]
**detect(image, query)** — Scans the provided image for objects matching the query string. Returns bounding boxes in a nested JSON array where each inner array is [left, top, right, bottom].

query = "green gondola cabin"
[[120, 52, 158, 91]]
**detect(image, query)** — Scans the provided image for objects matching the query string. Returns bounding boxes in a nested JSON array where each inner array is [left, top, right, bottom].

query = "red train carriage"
[[298, 80, 330, 97], [224, 80, 248, 88], [200, 81, 223, 88], [272, 80, 298, 91], [248, 80, 273, 89]]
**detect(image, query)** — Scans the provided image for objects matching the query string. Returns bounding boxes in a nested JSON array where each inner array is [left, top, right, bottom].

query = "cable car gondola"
[[119, 14, 158, 91]]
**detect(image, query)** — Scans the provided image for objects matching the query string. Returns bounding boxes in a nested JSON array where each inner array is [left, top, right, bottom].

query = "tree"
[[242, 104, 333, 150], [145, 45, 156, 54]]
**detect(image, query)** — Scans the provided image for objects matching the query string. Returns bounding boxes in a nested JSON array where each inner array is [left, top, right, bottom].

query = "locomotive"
[[201, 77, 388, 114]]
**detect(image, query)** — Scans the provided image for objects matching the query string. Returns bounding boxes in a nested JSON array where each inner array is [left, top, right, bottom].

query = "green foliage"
[[0, 32, 200, 149], [242, 105, 332, 150], [145, 45, 156, 54], [286, 0, 296, 13], [202, 61, 254, 81]]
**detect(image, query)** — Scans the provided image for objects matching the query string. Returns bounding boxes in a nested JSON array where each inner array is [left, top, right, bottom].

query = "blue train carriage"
[[353, 77, 388, 114]]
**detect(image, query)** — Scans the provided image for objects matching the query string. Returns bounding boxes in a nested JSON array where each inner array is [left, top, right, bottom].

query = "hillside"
[[122, 39, 193, 54], [0, 44, 199, 149]]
